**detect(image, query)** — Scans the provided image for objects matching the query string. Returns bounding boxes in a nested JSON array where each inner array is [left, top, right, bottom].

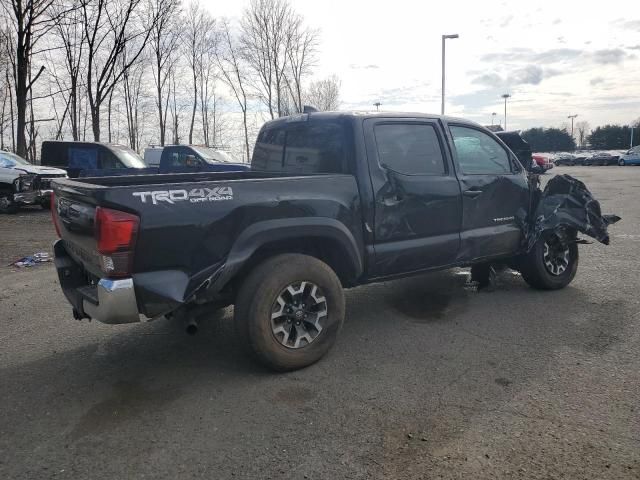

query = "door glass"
[[252, 128, 286, 171], [68, 147, 98, 169], [374, 124, 445, 175], [450, 126, 512, 175], [99, 149, 124, 169]]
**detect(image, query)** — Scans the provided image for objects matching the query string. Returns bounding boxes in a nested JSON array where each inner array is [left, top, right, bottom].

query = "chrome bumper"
[[83, 278, 141, 324]]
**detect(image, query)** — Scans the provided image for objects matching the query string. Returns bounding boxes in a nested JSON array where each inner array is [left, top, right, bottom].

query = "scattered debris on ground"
[[8, 252, 51, 268]]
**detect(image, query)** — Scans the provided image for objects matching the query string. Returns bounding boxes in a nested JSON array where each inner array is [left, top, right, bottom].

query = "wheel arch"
[[218, 218, 364, 293]]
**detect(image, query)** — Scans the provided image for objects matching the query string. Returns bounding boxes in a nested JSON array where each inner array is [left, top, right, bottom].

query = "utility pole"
[[568, 114, 578, 141], [502, 94, 511, 130], [631, 126, 635, 149], [373, 102, 381, 111], [441, 34, 459, 115]]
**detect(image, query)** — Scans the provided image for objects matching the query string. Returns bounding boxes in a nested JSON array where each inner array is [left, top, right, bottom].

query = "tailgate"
[[53, 186, 103, 277]]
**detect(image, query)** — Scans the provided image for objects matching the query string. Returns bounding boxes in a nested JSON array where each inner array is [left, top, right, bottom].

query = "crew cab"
[[41, 141, 248, 178], [51, 112, 615, 371], [0, 150, 66, 213]]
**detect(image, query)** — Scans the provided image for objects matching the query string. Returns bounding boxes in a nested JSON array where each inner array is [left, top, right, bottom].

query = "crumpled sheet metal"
[[522, 174, 621, 251]]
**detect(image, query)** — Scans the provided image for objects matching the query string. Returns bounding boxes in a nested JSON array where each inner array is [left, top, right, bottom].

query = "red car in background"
[[532, 153, 554, 171]]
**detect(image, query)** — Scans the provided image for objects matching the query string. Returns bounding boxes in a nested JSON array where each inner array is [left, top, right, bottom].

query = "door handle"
[[463, 189, 482, 198]]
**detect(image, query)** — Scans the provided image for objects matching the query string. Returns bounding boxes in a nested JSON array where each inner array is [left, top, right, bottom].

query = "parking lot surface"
[[1, 166, 639, 479]]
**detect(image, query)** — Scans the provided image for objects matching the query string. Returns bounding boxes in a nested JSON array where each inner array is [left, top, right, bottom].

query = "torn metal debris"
[[521, 174, 621, 252]]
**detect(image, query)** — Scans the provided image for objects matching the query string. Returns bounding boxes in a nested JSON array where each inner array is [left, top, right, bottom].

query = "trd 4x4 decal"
[[132, 186, 233, 205]]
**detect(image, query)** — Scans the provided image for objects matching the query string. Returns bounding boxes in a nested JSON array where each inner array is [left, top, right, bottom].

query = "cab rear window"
[[252, 121, 346, 174]]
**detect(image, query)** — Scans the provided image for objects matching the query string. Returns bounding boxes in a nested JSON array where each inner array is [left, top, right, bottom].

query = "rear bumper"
[[54, 240, 142, 324]]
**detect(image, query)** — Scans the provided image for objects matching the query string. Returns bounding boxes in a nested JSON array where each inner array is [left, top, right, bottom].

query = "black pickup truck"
[[51, 112, 617, 371]]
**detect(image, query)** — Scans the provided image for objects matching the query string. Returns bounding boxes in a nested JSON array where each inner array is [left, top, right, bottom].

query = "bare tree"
[[148, 0, 179, 145], [168, 69, 180, 144], [122, 57, 144, 150], [1, 0, 70, 158], [47, 0, 83, 140], [576, 120, 590, 148], [80, 0, 158, 141], [306, 75, 340, 111], [216, 18, 252, 161], [196, 25, 220, 146], [184, 1, 214, 144], [241, 0, 294, 119], [284, 15, 317, 113]]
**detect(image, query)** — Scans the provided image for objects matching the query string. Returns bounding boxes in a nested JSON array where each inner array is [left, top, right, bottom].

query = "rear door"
[[446, 124, 530, 261], [364, 118, 462, 276]]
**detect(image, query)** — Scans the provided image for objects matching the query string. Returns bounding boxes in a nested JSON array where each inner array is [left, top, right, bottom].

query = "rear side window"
[[450, 126, 512, 175], [68, 147, 98, 169], [374, 123, 446, 175], [252, 121, 345, 174]]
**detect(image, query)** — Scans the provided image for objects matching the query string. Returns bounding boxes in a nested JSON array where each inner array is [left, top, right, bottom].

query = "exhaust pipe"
[[185, 317, 198, 335]]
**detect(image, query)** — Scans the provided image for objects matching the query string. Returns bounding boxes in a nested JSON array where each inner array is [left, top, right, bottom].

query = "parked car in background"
[[532, 153, 554, 171], [618, 146, 640, 166], [41, 141, 148, 178], [0, 150, 66, 213], [156, 145, 245, 171], [553, 153, 577, 166], [42, 141, 249, 178], [583, 151, 619, 166]]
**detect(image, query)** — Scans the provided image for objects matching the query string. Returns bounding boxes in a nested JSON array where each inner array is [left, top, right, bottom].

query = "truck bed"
[[52, 172, 364, 318]]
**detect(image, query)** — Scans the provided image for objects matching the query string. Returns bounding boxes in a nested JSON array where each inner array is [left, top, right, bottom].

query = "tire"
[[520, 238, 578, 290], [234, 253, 345, 371], [40, 200, 51, 210], [0, 193, 17, 214], [618, 159, 625, 166]]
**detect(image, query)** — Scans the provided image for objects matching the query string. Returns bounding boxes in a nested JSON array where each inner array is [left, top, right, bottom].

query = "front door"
[[447, 124, 530, 261], [364, 118, 462, 276]]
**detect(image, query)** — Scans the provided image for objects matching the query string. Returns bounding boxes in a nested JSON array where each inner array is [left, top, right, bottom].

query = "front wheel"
[[235, 254, 345, 371], [519, 238, 578, 290], [619, 159, 626, 166]]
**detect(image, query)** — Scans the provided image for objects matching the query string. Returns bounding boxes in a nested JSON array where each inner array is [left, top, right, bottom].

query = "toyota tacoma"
[[51, 112, 618, 370]]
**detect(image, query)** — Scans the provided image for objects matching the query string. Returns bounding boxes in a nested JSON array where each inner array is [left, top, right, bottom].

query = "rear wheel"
[[520, 238, 578, 290], [235, 254, 345, 371]]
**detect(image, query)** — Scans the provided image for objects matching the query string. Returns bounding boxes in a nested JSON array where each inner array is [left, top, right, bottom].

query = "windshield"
[[112, 145, 147, 168], [190, 146, 235, 164], [0, 151, 31, 168]]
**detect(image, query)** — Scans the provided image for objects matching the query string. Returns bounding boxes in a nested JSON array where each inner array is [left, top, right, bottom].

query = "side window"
[[99, 148, 124, 169], [68, 147, 98, 169], [374, 123, 446, 175], [283, 123, 345, 174], [252, 128, 286, 171], [450, 126, 511, 175]]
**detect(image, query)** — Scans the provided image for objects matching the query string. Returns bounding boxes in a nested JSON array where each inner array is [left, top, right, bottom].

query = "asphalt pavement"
[[1, 166, 639, 479]]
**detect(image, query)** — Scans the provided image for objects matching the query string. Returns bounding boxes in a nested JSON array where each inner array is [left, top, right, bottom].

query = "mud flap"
[[519, 174, 620, 251]]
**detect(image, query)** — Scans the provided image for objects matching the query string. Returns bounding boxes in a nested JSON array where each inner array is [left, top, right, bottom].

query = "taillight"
[[94, 207, 139, 277], [51, 191, 61, 238]]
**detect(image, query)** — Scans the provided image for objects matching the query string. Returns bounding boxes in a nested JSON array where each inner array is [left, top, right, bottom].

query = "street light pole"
[[568, 114, 578, 141], [373, 102, 381, 111], [491, 112, 497, 126], [502, 94, 511, 130], [441, 34, 459, 115]]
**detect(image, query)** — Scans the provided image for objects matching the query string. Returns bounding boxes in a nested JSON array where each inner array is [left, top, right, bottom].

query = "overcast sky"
[[205, 0, 640, 130]]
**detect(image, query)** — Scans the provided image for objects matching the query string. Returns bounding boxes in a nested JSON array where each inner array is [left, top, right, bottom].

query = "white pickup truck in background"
[[0, 150, 66, 213]]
